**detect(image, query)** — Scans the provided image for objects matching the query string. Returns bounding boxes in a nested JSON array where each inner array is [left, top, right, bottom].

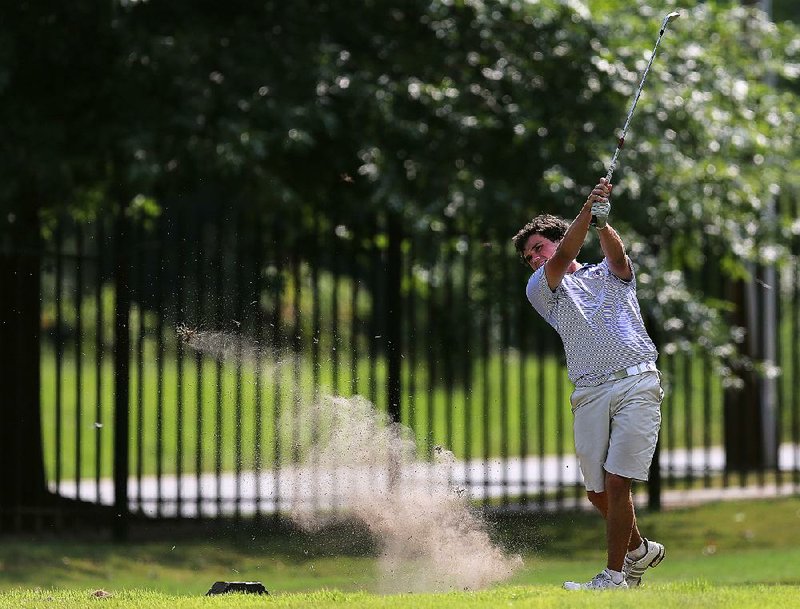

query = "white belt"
[[607, 361, 657, 381]]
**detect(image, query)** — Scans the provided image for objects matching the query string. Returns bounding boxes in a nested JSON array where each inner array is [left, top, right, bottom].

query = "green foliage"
[[4, 0, 799, 366], [12, 0, 789, 245], [98, 0, 625, 233], [0, 2, 120, 218], [580, 0, 800, 370], [115, 0, 798, 377]]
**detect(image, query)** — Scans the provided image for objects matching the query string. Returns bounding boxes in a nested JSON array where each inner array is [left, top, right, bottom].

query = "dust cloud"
[[176, 325, 274, 365], [289, 395, 523, 593], [179, 327, 523, 592]]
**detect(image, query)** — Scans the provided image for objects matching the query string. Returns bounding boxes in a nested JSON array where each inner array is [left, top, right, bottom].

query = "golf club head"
[[663, 11, 681, 25]]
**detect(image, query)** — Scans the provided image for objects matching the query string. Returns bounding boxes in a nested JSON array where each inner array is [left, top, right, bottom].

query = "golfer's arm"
[[544, 200, 593, 291], [597, 224, 632, 281]]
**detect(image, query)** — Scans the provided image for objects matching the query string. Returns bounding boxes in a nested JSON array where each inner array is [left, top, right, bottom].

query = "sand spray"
[[179, 326, 522, 592]]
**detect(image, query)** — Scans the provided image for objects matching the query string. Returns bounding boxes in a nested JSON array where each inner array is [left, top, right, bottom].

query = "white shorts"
[[570, 370, 663, 493]]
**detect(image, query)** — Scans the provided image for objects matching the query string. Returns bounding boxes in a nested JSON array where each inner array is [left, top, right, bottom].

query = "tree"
[[589, 0, 800, 469], [1, 0, 798, 522], [0, 1, 121, 524]]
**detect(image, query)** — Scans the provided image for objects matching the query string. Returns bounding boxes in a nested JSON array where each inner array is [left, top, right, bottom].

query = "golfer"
[[513, 178, 665, 590]]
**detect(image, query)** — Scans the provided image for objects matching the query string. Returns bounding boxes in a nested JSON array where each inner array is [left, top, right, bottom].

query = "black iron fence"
[[5, 196, 800, 533]]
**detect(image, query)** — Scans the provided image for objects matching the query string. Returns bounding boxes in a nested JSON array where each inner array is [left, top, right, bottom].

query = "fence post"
[[385, 214, 403, 491], [386, 213, 403, 424], [723, 278, 764, 472], [646, 320, 663, 511], [0, 202, 46, 530], [648, 438, 662, 511], [113, 206, 131, 541]]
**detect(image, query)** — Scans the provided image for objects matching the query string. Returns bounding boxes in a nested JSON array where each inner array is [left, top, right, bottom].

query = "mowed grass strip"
[[0, 498, 798, 597], [4, 583, 800, 609], [41, 342, 741, 480]]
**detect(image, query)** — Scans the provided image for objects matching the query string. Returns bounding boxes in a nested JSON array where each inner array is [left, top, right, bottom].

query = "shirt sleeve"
[[526, 267, 558, 326], [603, 256, 636, 287]]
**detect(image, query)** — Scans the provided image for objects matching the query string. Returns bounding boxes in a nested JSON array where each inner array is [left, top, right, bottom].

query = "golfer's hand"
[[588, 179, 612, 228]]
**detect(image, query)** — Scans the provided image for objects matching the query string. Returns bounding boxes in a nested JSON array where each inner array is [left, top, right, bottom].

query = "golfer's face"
[[523, 234, 559, 271]]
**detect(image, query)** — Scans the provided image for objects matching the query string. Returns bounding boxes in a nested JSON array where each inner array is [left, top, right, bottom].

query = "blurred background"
[[1, 0, 799, 545]]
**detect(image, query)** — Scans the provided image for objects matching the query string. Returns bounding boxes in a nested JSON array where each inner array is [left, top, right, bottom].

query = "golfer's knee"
[[586, 490, 607, 513], [586, 490, 604, 505], [604, 471, 631, 497]]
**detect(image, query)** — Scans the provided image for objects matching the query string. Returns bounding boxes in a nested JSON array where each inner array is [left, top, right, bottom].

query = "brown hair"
[[511, 214, 569, 261]]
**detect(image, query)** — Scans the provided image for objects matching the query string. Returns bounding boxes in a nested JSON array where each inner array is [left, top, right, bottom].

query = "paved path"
[[51, 444, 800, 517]]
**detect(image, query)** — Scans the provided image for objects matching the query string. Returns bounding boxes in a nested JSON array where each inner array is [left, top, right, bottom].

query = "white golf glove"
[[591, 198, 611, 229]]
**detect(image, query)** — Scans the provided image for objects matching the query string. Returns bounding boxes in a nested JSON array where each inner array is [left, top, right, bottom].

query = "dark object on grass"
[[206, 581, 269, 596]]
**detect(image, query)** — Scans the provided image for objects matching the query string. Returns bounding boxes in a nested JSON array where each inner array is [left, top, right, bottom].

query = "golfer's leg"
[[604, 372, 662, 557], [628, 507, 643, 550], [587, 490, 643, 553], [572, 386, 611, 495], [586, 490, 606, 515], [605, 471, 634, 572]]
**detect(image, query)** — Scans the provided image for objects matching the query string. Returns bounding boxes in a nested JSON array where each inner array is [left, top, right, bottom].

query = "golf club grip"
[[594, 163, 616, 227]]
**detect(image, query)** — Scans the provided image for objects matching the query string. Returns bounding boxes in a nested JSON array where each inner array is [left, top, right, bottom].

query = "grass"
[[0, 498, 800, 609], [1, 497, 800, 607], [4, 584, 800, 609], [40, 342, 577, 480], [41, 337, 770, 482]]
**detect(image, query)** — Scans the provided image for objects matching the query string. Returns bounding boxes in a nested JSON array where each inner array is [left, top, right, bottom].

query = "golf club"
[[592, 10, 680, 224]]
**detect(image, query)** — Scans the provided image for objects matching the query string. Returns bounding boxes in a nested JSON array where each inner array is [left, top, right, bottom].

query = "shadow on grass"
[[0, 505, 610, 574], [6, 495, 799, 581]]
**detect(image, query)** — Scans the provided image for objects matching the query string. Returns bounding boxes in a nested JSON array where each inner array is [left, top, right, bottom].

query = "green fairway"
[[4, 583, 800, 609], [0, 497, 798, 604], [41, 342, 741, 481]]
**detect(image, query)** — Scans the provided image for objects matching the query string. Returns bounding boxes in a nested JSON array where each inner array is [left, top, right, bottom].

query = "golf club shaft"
[[593, 11, 679, 224]]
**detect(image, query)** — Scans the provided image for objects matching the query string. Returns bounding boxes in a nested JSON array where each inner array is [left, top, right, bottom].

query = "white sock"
[[628, 539, 647, 560], [604, 568, 624, 584]]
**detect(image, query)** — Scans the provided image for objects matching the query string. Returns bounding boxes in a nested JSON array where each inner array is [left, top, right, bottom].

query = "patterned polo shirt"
[[526, 258, 657, 387]]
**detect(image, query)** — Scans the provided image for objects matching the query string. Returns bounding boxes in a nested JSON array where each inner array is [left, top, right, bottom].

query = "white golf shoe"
[[563, 568, 628, 591], [623, 538, 666, 587]]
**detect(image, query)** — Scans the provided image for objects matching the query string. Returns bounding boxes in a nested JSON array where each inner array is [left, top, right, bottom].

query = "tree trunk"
[[722, 0, 775, 472], [723, 277, 764, 471], [0, 202, 47, 529]]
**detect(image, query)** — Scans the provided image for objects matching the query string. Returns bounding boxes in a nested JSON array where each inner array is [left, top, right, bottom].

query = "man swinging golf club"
[[513, 181, 664, 590], [511, 10, 680, 590]]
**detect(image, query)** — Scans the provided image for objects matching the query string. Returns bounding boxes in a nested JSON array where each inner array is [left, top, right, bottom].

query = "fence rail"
[[6, 196, 800, 533]]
